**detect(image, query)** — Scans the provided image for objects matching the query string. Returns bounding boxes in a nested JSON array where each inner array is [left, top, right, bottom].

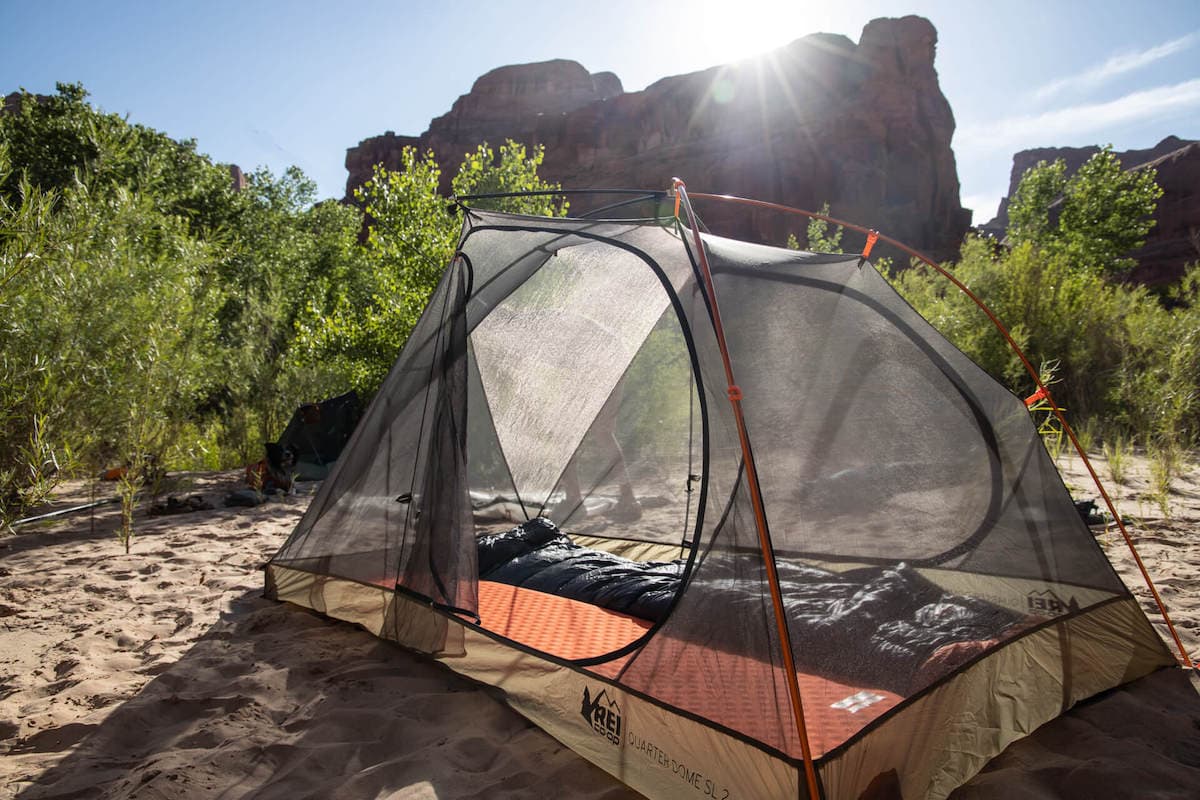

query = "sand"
[[1, 454, 1198, 799]]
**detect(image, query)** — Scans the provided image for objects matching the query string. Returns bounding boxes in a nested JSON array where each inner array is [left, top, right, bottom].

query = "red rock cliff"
[[344, 131, 422, 200], [1129, 142, 1200, 285], [346, 16, 970, 258]]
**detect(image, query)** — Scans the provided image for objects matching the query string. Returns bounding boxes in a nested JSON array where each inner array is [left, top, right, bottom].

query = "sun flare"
[[690, 0, 834, 63]]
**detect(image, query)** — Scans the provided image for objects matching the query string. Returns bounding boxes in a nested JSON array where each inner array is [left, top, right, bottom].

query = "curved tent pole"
[[687, 190, 1194, 670], [671, 179, 824, 800], [451, 188, 667, 207]]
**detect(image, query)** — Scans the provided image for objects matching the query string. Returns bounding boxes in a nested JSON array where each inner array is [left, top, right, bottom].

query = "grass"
[[1143, 443, 1181, 519], [1103, 435, 1132, 486], [1072, 418, 1098, 458]]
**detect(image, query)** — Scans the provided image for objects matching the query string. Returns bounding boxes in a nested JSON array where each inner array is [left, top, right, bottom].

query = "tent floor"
[[472, 580, 902, 757]]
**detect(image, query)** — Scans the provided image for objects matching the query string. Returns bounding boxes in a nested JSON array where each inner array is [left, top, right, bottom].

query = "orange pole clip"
[[671, 177, 683, 219], [1024, 387, 1048, 407], [861, 230, 879, 260], [727, 384, 743, 402]]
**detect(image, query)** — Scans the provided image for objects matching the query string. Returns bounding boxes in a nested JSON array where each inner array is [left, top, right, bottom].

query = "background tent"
[[270, 391, 361, 481], [266, 198, 1180, 800]]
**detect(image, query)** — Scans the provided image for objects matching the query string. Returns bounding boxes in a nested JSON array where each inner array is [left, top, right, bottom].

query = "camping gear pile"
[[234, 392, 361, 507], [265, 190, 1184, 799]]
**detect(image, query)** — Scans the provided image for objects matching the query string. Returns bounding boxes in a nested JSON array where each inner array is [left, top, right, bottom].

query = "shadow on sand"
[[13, 589, 640, 800]]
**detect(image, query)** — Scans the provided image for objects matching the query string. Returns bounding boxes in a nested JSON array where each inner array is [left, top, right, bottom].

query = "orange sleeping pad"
[[473, 580, 900, 756], [477, 579, 652, 660]]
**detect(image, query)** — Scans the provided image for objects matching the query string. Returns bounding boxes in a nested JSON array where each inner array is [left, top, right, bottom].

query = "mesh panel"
[[271, 255, 475, 613], [272, 214, 704, 606], [465, 340, 521, 513], [548, 306, 700, 547], [470, 239, 670, 513], [618, 477, 803, 756], [614, 276, 802, 756], [701, 234, 1125, 588]]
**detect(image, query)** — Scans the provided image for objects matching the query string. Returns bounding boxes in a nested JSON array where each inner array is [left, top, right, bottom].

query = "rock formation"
[[1129, 142, 1200, 284], [422, 60, 624, 165], [228, 164, 247, 192], [344, 131, 421, 199], [2, 91, 25, 114], [981, 136, 1199, 285], [345, 16, 971, 259]]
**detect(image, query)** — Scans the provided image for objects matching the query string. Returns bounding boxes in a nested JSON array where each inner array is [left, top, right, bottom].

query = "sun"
[[690, 0, 836, 64]]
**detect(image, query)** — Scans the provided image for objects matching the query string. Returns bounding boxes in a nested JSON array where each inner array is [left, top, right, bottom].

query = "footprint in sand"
[[169, 610, 193, 635], [448, 735, 504, 773], [32, 678, 80, 699]]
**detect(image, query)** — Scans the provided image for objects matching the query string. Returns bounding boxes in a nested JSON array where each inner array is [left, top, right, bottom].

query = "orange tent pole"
[[687, 190, 1194, 670], [672, 180, 824, 799]]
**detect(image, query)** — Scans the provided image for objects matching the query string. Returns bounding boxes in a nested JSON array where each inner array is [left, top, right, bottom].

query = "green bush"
[[1, 86, 570, 527], [1009, 146, 1162, 277], [891, 147, 1197, 452], [292, 141, 567, 396]]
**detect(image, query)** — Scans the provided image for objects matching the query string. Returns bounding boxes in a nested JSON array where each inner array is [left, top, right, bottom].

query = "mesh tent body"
[[266, 207, 1173, 800]]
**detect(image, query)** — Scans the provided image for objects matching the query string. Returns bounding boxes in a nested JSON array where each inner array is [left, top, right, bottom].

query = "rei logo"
[[1026, 589, 1079, 616], [580, 686, 622, 745]]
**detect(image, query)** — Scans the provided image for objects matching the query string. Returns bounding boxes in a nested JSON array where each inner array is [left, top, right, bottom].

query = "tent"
[[265, 185, 1186, 799], [271, 391, 361, 481]]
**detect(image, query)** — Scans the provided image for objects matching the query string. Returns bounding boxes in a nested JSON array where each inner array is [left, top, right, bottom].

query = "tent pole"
[[672, 179, 824, 799], [686, 190, 1194, 670]]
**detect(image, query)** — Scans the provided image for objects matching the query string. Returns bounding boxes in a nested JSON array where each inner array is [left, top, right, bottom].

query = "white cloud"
[[1033, 32, 1200, 101], [959, 77, 1200, 155]]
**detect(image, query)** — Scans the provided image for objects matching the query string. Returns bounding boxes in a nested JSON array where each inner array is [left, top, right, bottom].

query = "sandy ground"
[[1, 454, 1198, 799]]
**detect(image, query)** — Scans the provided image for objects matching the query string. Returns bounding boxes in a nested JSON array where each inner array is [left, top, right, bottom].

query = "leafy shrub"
[[292, 141, 567, 396], [1, 86, 574, 527], [890, 148, 1197, 452]]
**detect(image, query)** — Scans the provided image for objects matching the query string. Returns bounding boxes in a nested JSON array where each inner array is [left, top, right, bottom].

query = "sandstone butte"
[[345, 15, 972, 262]]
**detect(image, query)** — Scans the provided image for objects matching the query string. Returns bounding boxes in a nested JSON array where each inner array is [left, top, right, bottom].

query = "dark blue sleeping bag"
[[477, 518, 684, 622]]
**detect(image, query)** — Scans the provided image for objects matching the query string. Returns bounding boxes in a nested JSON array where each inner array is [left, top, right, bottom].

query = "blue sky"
[[2, 0, 1198, 224]]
